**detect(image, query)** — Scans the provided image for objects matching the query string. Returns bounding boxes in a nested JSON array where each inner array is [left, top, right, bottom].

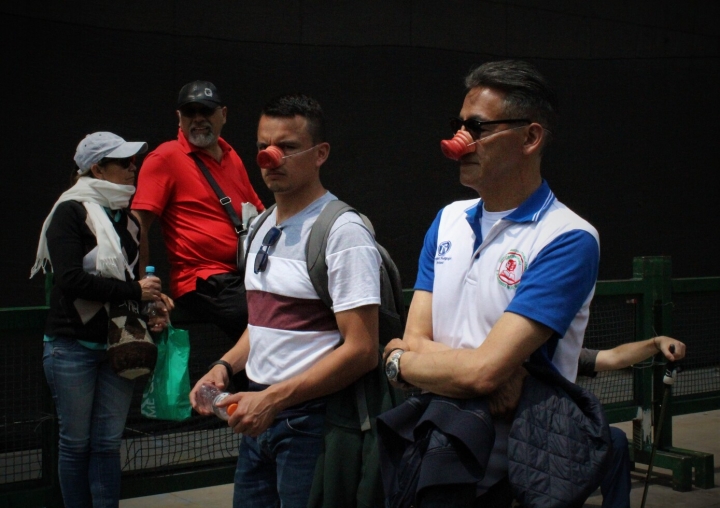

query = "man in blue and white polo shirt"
[[381, 60, 600, 507]]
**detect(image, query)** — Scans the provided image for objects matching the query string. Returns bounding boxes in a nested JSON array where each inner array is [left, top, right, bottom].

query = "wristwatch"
[[385, 349, 405, 383]]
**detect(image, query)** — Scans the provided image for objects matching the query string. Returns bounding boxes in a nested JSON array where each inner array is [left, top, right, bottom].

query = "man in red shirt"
[[132, 80, 264, 340]]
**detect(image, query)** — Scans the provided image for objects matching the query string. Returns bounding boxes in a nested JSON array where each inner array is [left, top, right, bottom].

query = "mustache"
[[191, 121, 212, 130]]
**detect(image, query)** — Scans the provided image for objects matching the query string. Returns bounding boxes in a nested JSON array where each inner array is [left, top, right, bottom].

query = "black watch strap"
[[208, 360, 234, 380]]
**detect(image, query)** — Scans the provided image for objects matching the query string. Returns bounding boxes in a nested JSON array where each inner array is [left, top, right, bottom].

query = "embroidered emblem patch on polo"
[[496, 250, 526, 288], [435, 240, 452, 265]]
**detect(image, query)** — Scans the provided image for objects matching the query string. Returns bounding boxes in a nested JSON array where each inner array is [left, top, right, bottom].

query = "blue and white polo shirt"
[[415, 180, 600, 381]]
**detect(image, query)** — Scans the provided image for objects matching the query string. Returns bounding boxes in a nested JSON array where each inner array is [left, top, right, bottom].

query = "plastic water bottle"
[[143, 266, 158, 317], [196, 383, 237, 421]]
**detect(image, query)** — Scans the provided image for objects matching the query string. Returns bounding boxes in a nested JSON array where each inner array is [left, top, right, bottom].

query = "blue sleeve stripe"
[[506, 229, 599, 336], [414, 210, 443, 292]]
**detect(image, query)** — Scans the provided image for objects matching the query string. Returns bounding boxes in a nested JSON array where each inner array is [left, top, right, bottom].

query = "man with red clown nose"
[[192, 93, 383, 508], [379, 60, 601, 507]]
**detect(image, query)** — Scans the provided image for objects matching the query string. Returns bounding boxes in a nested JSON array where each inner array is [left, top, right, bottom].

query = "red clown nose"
[[257, 146, 284, 169], [440, 130, 475, 161]]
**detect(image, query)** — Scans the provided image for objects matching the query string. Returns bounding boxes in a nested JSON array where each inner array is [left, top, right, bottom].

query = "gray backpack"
[[244, 199, 407, 428]]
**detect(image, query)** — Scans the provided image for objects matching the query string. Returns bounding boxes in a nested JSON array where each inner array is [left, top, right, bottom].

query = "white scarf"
[[30, 177, 136, 281]]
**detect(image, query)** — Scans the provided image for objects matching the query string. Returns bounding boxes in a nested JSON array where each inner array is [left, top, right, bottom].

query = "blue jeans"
[[233, 412, 325, 508], [600, 426, 631, 508], [43, 338, 135, 508]]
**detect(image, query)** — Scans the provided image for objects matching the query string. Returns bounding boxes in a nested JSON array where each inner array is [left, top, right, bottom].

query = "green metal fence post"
[[629, 256, 715, 492], [631, 256, 662, 456], [647, 257, 674, 450]]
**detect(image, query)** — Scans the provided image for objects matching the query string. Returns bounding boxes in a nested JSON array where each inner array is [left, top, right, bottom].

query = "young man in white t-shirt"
[[190, 94, 381, 508]]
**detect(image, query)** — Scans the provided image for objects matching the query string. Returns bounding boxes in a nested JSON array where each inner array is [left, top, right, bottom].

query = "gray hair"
[[465, 60, 558, 137]]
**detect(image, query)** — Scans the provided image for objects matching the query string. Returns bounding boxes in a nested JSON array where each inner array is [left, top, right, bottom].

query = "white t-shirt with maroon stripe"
[[244, 192, 381, 385]]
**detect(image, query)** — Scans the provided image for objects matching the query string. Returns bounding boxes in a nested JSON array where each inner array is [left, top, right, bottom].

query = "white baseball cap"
[[74, 131, 148, 174]]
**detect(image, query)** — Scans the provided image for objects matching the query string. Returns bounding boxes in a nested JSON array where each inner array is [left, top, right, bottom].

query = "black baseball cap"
[[177, 80, 222, 108]]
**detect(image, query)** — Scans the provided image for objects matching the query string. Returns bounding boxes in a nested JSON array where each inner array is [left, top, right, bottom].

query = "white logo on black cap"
[[204, 88, 213, 97]]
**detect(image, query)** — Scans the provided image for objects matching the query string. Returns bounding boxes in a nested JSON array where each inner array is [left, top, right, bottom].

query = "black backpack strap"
[[189, 152, 245, 235], [240, 204, 276, 276]]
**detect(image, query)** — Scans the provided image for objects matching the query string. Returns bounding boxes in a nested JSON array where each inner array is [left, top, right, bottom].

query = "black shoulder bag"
[[189, 153, 251, 388]]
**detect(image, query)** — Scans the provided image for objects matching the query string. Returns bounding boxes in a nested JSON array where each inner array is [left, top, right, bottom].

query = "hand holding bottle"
[[195, 383, 237, 421], [139, 265, 162, 302], [141, 266, 169, 332]]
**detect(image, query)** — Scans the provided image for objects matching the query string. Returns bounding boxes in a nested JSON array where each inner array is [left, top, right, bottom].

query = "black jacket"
[[377, 363, 612, 508], [508, 363, 612, 508]]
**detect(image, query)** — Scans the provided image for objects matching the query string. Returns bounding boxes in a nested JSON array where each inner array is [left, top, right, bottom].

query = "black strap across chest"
[[190, 152, 245, 235]]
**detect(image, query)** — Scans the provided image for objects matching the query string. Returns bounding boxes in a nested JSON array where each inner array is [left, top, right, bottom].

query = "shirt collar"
[[507, 179, 555, 222], [465, 179, 555, 225]]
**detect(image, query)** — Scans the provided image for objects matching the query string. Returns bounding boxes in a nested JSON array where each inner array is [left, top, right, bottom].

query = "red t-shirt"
[[132, 129, 264, 298]]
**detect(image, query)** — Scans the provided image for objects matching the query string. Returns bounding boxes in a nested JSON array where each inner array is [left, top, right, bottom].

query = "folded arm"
[[386, 290, 450, 356], [398, 310, 552, 398]]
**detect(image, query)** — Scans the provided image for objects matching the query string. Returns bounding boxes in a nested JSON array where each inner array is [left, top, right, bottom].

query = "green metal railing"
[[1, 256, 718, 507], [588, 257, 718, 491]]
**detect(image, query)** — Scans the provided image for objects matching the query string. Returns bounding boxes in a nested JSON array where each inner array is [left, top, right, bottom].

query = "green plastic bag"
[[141, 323, 192, 421]]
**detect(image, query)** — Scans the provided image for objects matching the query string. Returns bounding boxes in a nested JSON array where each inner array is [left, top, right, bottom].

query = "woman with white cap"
[[30, 131, 168, 508]]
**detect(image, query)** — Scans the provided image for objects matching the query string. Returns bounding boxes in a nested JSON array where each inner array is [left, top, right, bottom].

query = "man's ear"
[[315, 142, 330, 168], [522, 123, 545, 155], [220, 106, 228, 127]]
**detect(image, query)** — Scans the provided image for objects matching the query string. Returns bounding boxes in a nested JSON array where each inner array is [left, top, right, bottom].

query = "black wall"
[[3, 2, 719, 307]]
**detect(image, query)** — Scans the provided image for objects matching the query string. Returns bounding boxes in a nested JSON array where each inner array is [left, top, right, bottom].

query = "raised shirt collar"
[[466, 179, 555, 225]]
